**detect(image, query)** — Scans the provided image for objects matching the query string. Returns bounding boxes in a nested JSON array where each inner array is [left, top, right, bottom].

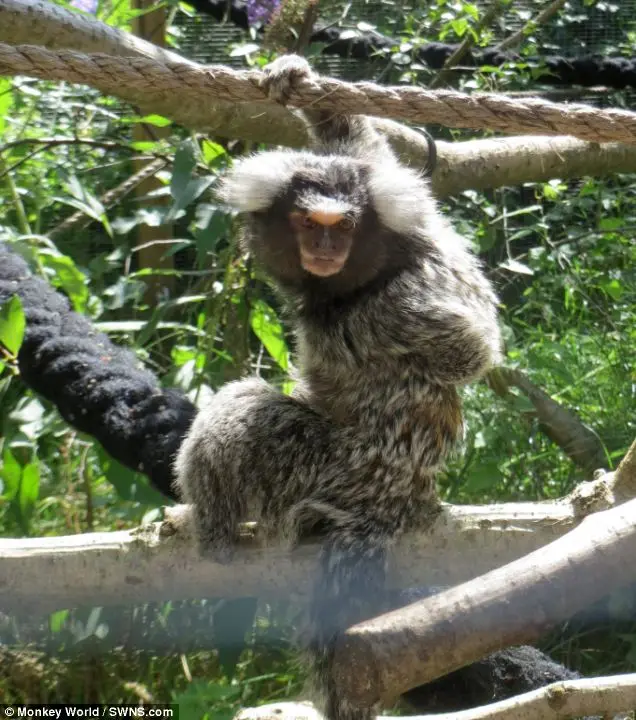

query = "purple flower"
[[71, 0, 98, 14], [246, 0, 281, 26]]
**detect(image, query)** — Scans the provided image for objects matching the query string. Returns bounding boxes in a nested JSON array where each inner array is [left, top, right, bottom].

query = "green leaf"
[[201, 140, 226, 166], [598, 217, 624, 231], [600, 278, 623, 300], [450, 17, 469, 37], [0, 449, 21, 500], [168, 177, 215, 220], [171, 140, 198, 200], [499, 259, 534, 276], [18, 462, 40, 521], [250, 300, 290, 372], [49, 609, 70, 634], [464, 460, 501, 493], [100, 450, 168, 506], [194, 206, 231, 258], [121, 113, 173, 127], [0, 295, 26, 355], [229, 43, 260, 57], [0, 79, 14, 135], [40, 253, 89, 312]]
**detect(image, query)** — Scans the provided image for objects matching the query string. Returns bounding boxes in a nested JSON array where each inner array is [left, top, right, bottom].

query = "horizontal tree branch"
[[3, 2, 636, 194], [235, 673, 636, 720], [0, 469, 624, 617], [331, 437, 636, 706], [333, 495, 636, 707]]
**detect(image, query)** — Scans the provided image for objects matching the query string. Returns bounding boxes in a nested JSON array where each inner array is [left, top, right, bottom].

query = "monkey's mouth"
[[300, 252, 347, 277]]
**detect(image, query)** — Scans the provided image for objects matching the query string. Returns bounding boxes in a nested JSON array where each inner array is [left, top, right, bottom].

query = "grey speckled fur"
[[174, 56, 502, 720]]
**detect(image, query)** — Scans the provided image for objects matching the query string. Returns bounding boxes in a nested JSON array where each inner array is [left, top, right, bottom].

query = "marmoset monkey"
[[175, 55, 502, 720]]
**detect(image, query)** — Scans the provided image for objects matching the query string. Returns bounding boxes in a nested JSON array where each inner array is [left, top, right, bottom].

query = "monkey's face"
[[288, 203, 356, 279], [284, 164, 366, 279], [218, 151, 420, 297], [245, 160, 391, 293]]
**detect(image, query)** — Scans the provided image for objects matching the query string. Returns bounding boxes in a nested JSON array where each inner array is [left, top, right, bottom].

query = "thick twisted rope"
[[0, 242, 196, 499], [2, 43, 636, 145]]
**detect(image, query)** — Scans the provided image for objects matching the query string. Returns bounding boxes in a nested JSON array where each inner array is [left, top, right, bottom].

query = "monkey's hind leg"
[[173, 378, 273, 562]]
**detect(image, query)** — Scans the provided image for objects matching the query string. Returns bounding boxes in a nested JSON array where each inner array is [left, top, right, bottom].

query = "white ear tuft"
[[217, 150, 303, 212], [367, 161, 436, 235]]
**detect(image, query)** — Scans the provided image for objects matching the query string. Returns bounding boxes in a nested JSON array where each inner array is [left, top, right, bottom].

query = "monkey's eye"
[[338, 217, 355, 231], [300, 215, 318, 229]]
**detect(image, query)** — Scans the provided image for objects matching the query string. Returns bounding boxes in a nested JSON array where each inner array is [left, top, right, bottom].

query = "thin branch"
[[0, 136, 169, 179], [497, 0, 567, 51], [429, 0, 508, 89], [0, 136, 136, 154], [294, 0, 320, 54]]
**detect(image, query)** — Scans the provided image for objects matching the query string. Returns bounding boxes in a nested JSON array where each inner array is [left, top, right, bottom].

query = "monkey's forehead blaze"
[[289, 165, 369, 217], [217, 149, 434, 238], [217, 151, 370, 214]]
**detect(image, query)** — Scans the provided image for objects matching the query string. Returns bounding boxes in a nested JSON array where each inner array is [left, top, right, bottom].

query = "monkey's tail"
[[306, 531, 389, 720]]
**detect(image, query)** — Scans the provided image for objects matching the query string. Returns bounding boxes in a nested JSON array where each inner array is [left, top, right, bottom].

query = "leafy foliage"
[[0, 0, 635, 712]]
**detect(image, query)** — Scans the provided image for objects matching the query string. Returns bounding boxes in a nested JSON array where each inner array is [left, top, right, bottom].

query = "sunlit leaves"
[[0, 79, 14, 135], [54, 175, 113, 237], [168, 139, 215, 222], [39, 251, 90, 312], [250, 300, 290, 373], [0, 448, 40, 532], [0, 295, 25, 357]]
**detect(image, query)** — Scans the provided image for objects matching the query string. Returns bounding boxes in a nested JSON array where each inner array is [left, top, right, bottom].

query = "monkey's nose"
[[313, 230, 337, 252]]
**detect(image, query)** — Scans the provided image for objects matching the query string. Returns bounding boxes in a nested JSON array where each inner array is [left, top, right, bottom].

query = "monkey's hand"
[[260, 54, 314, 106]]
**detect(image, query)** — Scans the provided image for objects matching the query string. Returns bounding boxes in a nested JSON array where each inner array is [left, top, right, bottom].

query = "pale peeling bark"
[[329, 441, 636, 706], [0, 470, 623, 617], [333, 495, 636, 706], [235, 673, 636, 720], [2, 1, 636, 194]]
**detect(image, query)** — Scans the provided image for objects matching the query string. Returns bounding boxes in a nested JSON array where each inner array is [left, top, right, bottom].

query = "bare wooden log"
[[331, 440, 636, 707], [235, 673, 636, 720], [0, 469, 624, 617]]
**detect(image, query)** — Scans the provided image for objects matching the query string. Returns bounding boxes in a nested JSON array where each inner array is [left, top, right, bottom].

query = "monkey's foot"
[[160, 504, 195, 540], [260, 54, 314, 105], [161, 508, 236, 563]]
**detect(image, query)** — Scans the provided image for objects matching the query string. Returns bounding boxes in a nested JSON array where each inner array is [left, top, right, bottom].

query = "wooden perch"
[[0, 466, 625, 617], [331, 439, 636, 707], [235, 673, 636, 720]]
